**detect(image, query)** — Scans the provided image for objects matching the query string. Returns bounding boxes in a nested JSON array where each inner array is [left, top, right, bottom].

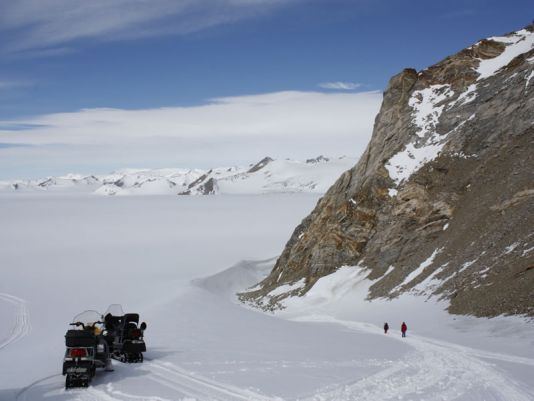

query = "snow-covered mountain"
[[0, 156, 356, 196], [0, 174, 103, 192], [181, 156, 356, 195]]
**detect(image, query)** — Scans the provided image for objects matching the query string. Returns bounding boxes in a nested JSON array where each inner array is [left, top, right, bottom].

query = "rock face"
[[240, 25, 534, 317], [247, 157, 274, 173]]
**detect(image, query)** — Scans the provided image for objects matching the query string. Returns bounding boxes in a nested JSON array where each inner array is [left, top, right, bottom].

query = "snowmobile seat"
[[104, 314, 122, 331], [123, 340, 146, 353], [123, 314, 139, 325], [65, 329, 96, 347]]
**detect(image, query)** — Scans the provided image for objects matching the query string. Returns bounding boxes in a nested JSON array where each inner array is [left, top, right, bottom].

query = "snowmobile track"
[[15, 374, 61, 401], [13, 359, 278, 401], [144, 360, 278, 401], [0, 292, 31, 351], [297, 315, 534, 401]]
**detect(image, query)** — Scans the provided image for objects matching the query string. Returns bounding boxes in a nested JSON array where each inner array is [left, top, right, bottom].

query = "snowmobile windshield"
[[72, 310, 102, 326], [104, 304, 124, 317]]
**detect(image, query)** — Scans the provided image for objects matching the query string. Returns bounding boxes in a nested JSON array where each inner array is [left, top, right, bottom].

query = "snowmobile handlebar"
[[69, 321, 104, 330]]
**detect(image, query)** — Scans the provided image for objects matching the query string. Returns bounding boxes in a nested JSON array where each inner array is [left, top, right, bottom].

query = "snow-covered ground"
[[0, 193, 532, 401]]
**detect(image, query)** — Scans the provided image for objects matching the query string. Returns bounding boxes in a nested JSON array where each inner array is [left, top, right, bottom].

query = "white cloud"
[[318, 81, 362, 90], [0, 90, 382, 178], [0, 0, 298, 56]]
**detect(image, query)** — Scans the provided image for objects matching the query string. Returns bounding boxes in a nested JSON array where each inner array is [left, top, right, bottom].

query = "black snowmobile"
[[104, 304, 147, 363], [62, 310, 113, 388]]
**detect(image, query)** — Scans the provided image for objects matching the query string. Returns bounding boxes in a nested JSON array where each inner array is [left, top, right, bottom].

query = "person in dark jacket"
[[383, 322, 389, 334], [401, 322, 407, 337]]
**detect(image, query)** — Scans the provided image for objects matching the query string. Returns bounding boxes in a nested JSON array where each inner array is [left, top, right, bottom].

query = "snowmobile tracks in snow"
[[11, 307, 534, 401], [0, 292, 31, 351], [14, 349, 534, 401], [16, 374, 61, 401], [144, 360, 279, 401], [296, 315, 534, 401], [15, 361, 279, 401]]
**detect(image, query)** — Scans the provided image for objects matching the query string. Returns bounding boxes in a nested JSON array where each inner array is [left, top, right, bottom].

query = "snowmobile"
[[104, 304, 147, 363], [62, 310, 113, 388]]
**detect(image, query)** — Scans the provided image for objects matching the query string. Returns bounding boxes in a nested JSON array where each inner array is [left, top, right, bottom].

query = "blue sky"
[[0, 0, 531, 179]]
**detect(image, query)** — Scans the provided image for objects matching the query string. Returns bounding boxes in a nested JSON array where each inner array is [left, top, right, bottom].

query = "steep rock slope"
[[241, 25, 534, 317]]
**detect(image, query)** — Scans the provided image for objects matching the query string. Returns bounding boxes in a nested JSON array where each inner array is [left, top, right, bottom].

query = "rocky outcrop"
[[240, 24, 534, 317], [306, 155, 330, 164], [247, 157, 274, 173]]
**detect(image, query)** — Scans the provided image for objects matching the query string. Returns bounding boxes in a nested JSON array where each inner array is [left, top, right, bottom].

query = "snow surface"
[[385, 85, 455, 186], [398, 248, 442, 288], [385, 141, 445, 186], [267, 279, 306, 297], [408, 85, 453, 139], [278, 264, 534, 400], [526, 70, 534, 89], [213, 158, 353, 195], [383, 265, 395, 276], [477, 29, 534, 80], [385, 92, 477, 187], [504, 242, 520, 255], [412, 262, 449, 295], [453, 83, 478, 106], [0, 193, 533, 401]]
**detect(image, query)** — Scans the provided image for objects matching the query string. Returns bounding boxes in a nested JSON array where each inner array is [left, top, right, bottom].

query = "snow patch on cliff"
[[525, 70, 534, 89], [399, 248, 442, 288], [281, 264, 372, 310], [408, 85, 454, 139], [385, 141, 445, 185], [385, 85, 456, 185], [454, 84, 478, 106], [477, 29, 534, 80], [268, 278, 306, 297]]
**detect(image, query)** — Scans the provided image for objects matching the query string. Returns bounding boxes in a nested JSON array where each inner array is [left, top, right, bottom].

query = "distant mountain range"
[[0, 156, 356, 196]]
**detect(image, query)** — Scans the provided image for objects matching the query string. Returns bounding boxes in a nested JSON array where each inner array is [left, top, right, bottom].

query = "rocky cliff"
[[240, 24, 534, 317]]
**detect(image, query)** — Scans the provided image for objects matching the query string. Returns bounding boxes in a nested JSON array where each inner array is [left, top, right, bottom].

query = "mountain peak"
[[247, 157, 274, 173], [306, 155, 330, 164]]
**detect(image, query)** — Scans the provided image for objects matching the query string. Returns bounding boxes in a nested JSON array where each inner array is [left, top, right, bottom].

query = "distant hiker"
[[383, 322, 389, 334], [401, 322, 407, 338]]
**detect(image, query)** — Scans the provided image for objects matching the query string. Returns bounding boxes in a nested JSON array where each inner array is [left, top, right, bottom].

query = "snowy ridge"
[[385, 26, 534, 189], [0, 156, 355, 196], [183, 156, 355, 196], [476, 29, 534, 80]]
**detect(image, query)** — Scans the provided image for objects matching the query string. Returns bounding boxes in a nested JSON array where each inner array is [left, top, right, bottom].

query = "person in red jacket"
[[401, 322, 407, 337]]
